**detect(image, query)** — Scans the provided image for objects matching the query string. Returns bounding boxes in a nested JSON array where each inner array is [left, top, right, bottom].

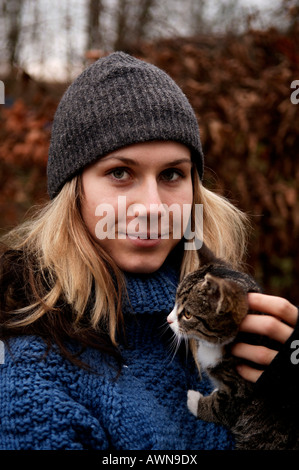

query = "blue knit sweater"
[[0, 262, 234, 450]]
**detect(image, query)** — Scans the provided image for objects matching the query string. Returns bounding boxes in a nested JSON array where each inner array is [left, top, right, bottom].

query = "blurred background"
[[0, 0, 298, 303]]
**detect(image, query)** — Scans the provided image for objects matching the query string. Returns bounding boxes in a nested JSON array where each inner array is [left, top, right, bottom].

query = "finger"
[[236, 364, 263, 383], [248, 293, 298, 327], [232, 342, 278, 366], [239, 313, 294, 343]]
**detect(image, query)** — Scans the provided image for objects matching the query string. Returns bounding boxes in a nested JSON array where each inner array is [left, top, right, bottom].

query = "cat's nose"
[[167, 306, 177, 324]]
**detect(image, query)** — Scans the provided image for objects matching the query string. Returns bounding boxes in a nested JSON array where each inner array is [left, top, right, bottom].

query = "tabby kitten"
[[167, 243, 298, 450]]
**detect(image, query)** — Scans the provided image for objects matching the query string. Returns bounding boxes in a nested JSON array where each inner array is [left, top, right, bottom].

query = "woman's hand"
[[231, 293, 298, 382]]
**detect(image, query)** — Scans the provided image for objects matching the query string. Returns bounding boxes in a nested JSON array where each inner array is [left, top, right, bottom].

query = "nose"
[[141, 177, 164, 211], [128, 178, 167, 219]]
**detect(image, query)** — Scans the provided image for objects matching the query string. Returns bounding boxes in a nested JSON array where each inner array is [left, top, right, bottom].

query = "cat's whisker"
[[157, 320, 171, 338], [167, 331, 183, 363], [182, 334, 190, 358], [166, 328, 192, 364]]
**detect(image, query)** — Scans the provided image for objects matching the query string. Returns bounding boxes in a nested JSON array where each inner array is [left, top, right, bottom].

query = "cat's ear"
[[203, 273, 221, 296], [216, 279, 248, 319], [197, 243, 215, 266], [204, 274, 235, 314]]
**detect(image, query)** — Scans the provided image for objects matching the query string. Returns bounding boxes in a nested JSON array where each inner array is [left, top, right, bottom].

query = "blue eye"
[[110, 168, 129, 180], [161, 169, 182, 182]]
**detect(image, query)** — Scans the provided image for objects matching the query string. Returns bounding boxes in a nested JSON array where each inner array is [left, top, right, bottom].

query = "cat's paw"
[[187, 389, 202, 417]]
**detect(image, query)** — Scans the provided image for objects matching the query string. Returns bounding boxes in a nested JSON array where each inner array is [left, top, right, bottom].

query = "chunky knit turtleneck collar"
[[123, 261, 179, 315]]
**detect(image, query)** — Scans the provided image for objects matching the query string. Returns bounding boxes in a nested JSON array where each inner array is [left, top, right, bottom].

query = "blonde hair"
[[0, 168, 249, 361], [180, 168, 250, 278], [0, 177, 125, 360]]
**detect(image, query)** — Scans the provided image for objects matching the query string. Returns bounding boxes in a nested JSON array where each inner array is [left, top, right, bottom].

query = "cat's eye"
[[183, 311, 192, 320]]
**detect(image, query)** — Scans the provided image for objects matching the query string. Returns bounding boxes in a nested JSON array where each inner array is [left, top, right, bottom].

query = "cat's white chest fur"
[[196, 341, 222, 370], [167, 305, 223, 370]]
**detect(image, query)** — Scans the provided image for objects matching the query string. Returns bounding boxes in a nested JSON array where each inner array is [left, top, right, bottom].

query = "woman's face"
[[81, 141, 193, 273]]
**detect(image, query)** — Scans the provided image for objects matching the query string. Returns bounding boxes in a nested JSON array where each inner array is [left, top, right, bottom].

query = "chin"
[[104, 240, 179, 274], [118, 255, 167, 274]]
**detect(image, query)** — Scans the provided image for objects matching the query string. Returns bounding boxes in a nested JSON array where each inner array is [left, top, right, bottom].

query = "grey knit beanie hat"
[[47, 52, 204, 199]]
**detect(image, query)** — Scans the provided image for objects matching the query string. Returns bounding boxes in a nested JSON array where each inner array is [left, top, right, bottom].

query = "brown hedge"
[[0, 27, 298, 302]]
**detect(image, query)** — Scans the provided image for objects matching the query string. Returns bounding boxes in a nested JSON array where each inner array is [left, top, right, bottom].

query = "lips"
[[127, 232, 159, 239], [126, 235, 163, 248], [117, 229, 170, 239]]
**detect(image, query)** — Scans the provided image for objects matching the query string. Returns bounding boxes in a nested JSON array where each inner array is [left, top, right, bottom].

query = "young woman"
[[0, 52, 298, 450]]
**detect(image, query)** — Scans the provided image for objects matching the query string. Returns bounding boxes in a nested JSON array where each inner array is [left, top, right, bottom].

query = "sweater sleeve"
[[254, 307, 299, 411], [0, 338, 110, 450]]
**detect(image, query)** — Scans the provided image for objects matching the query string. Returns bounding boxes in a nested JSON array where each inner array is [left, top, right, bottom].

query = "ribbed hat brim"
[[47, 52, 203, 199]]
